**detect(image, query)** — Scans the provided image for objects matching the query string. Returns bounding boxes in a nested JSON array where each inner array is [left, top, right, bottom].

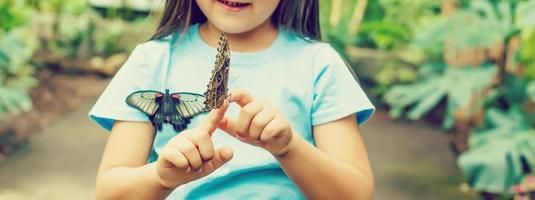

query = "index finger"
[[197, 101, 229, 134], [228, 89, 254, 107]]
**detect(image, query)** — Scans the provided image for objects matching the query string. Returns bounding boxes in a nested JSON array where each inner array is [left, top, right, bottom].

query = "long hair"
[[151, 0, 321, 40]]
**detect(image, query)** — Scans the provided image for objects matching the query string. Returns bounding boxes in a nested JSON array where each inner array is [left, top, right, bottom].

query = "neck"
[[199, 21, 278, 52]]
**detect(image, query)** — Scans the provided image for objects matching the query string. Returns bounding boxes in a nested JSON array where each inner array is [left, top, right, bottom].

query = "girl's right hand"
[[154, 103, 233, 189]]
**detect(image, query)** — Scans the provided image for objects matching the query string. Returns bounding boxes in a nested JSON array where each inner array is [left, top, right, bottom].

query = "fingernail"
[[195, 167, 203, 173], [185, 167, 192, 173]]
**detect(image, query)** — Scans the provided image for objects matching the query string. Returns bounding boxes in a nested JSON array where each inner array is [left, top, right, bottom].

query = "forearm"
[[276, 136, 374, 199], [96, 163, 172, 200]]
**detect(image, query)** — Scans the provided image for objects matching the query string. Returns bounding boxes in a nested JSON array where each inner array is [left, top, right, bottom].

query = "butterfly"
[[204, 32, 230, 110], [125, 33, 230, 132], [126, 89, 208, 132]]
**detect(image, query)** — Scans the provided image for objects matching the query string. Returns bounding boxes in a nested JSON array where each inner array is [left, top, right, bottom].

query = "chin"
[[210, 20, 263, 34]]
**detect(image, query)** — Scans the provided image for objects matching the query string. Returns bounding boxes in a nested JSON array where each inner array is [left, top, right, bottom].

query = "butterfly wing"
[[204, 33, 230, 110], [125, 90, 162, 116], [171, 92, 208, 119], [167, 110, 190, 133]]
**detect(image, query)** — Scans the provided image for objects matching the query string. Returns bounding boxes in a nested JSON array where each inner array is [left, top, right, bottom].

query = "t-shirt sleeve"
[[311, 45, 375, 126], [88, 45, 152, 131]]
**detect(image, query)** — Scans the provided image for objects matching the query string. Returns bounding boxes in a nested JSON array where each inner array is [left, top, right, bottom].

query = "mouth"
[[217, 0, 251, 11]]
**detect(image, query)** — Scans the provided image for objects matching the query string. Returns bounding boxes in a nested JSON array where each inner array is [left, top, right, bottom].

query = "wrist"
[[149, 163, 176, 191], [273, 131, 302, 158]]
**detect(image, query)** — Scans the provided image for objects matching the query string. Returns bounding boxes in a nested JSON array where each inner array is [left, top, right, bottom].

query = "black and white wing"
[[125, 90, 162, 116], [171, 92, 209, 119]]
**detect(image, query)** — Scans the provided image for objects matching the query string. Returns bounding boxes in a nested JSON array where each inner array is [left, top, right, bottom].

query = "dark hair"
[[151, 0, 321, 40]]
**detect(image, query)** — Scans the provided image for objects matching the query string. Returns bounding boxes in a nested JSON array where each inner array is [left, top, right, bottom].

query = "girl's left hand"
[[218, 89, 296, 156]]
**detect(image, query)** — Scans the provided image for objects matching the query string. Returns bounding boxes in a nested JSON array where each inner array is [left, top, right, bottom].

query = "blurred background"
[[0, 0, 534, 199]]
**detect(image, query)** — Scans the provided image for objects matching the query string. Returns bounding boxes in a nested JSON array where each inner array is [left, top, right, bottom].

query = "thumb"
[[203, 147, 233, 173]]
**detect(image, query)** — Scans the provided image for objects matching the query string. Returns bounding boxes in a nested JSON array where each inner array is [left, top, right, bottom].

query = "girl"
[[89, 0, 375, 199]]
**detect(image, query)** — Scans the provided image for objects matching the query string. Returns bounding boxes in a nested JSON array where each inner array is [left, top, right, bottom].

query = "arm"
[[96, 106, 233, 200], [276, 115, 374, 199], [95, 121, 172, 200]]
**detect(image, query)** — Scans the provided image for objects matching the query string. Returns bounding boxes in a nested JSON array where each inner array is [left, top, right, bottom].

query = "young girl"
[[89, 0, 375, 199]]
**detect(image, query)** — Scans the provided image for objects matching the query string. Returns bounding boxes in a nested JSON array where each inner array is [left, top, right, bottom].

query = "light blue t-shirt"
[[89, 23, 375, 199]]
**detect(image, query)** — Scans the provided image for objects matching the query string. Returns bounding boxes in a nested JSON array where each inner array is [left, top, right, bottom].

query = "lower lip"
[[217, 1, 251, 12]]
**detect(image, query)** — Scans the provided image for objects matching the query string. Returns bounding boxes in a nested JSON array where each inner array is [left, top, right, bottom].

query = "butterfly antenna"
[[229, 75, 240, 86]]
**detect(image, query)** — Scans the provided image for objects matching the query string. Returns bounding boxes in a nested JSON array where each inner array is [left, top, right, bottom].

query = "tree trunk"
[[347, 0, 368, 37], [441, 0, 457, 17], [442, 0, 457, 66], [329, 0, 343, 27]]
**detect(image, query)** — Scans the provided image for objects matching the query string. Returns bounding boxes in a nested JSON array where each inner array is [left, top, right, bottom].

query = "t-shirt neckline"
[[188, 23, 286, 65]]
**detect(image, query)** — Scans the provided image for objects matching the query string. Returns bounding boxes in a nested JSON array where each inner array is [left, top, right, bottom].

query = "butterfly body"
[[152, 91, 188, 131]]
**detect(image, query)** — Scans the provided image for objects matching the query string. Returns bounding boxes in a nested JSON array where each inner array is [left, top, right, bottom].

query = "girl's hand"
[[154, 103, 233, 189], [218, 89, 296, 156]]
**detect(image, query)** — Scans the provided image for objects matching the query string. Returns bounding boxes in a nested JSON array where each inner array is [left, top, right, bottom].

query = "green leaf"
[[408, 87, 445, 120], [527, 81, 535, 102], [384, 78, 441, 108], [442, 101, 456, 130], [516, 0, 535, 28], [384, 64, 497, 130]]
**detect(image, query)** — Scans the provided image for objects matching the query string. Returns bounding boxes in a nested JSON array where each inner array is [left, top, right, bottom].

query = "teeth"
[[220, 0, 248, 7]]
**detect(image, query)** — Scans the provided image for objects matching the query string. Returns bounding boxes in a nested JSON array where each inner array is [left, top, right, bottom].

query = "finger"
[[228, 89, 254, 107], [236, 102, 263, 137], [198, 100, 229, 134], [192, 135, 215, 161], [218, 115, 237, 136], [174, 140, 203, 171], [203, 147, 233, 173], [159, 147, 189, 170], [249, 108, 276, 141], [259, 116, 285, 142]]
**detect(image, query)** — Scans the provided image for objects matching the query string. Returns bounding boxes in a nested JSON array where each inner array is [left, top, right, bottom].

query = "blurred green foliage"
[[384, 0, 535, 125], [321, 0, 440, 50], [319, 0, 535, 196], [414, 0, 535, 55], [458, 107, 535, 194], [0, 1, 33, 32], [520, 30, 535, 80], [320, 0, 438, 98], [0, 29, 38, 116], [0, 1, 38, 117], [359, 0, 535, 195], [360, 0, 440, 50], [385, 64, 497, 129], [0, 0, 152, 118]]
